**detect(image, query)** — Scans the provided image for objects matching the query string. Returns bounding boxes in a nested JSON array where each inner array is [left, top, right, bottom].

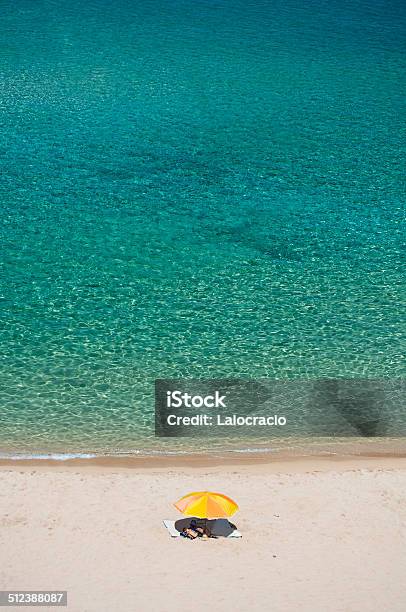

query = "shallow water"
[[0, 0, 405, 454]]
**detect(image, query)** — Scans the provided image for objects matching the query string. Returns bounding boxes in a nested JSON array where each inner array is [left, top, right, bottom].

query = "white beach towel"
[[163, 520, 242, 538]]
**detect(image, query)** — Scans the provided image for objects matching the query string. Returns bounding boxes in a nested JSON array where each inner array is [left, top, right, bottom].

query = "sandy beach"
[[0, 455, 405, 612]]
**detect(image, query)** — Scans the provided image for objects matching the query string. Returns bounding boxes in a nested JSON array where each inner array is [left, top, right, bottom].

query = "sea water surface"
[[0, 0, 405, 456]]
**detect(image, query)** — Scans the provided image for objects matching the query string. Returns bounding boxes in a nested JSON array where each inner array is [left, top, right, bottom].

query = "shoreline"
[[2, 436, 405, 465], [1, 451, 406, 473]]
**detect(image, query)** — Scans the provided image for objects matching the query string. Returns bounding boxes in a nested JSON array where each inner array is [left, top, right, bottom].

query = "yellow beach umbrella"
[[174, 491, 239, 519]]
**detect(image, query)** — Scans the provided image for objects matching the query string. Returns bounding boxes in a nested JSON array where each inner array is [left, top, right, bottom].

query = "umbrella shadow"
[[174, 517, 237, 537]]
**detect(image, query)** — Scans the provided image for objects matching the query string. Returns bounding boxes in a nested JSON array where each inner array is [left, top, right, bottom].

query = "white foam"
[[0, 452, 97, 461]]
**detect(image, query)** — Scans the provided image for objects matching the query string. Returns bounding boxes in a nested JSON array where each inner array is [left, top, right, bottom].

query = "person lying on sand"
[[181, 527, 199, 539], [189, 520, 204, 536], [180, 519, 221, 540]]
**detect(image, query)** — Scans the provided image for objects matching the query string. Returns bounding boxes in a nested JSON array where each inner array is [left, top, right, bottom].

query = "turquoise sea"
[[1, 0, 405, 456]]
